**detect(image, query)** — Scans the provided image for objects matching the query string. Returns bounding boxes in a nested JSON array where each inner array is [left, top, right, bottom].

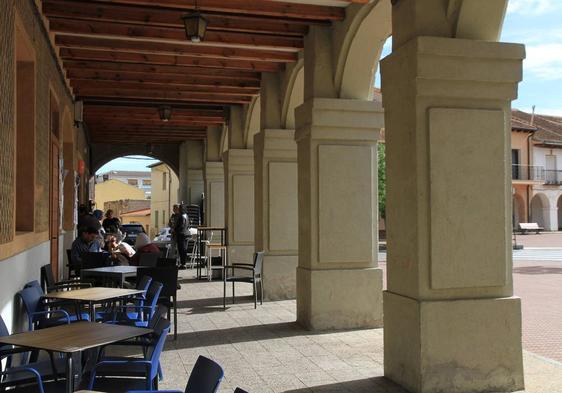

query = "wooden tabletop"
[[0, 322, 152, 353], [207, 244, 227, 249], [197, 226, 226, 230], [44, 287, 143, 302]]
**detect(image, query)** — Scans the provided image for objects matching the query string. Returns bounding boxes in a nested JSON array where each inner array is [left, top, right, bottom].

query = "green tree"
[[378, 142, 386, 219]]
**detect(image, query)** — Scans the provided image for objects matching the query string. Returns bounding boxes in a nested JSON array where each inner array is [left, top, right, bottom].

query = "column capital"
[[381, 36, 525, 108], [222, 149, 254, 172], [295, 98, 384, 142], [254, 129, 297, 160]]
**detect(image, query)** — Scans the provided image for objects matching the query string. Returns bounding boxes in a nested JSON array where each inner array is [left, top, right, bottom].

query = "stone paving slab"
[[95, 269, 562, 393]]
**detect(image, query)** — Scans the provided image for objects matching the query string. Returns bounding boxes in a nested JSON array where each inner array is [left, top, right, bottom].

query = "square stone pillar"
[[204, 162, 224, 228], [254, 129, 298, 300], [295, 98, 384, 330], [382, 37, 525, 393], [223, 149, 255, 264]]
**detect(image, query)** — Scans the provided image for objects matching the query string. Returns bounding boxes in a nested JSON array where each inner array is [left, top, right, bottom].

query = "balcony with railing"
[[512, 164, 545, 182], [544, 169, 562, 185]]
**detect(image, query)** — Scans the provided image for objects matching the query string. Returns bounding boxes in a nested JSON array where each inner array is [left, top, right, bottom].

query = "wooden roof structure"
[[41, 0, 366, 144]]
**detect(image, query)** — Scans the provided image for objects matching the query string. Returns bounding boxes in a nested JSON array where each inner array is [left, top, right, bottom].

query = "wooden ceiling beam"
[[84, 105, 225, 117], [76, 88, 253, 104], [59, 48, 283, 72], [72, 79, 259, 95], [43, 0, 314, 35], [67, 69, 260, 88], [86, 117, 222, 126], [55, 35, 296, 63], [63, 60, 261, 81], [86, 0, 345, 21], [48, 18, 303, 51]]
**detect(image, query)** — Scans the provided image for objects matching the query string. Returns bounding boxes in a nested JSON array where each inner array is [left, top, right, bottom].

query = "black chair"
[[66, 249, 77, 279], [40, 264, 90, 293], [139, 253, 160, 267], [223, 252, 264, 309], [82, 252, 109, 269], [137, 267, 179, 340], [157, 257, 177, 268], [234, 388, 249, 393]]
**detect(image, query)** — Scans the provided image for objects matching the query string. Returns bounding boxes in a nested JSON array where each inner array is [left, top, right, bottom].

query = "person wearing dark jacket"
[[175, 205, 190, 269], [102, 209, 121, 234]]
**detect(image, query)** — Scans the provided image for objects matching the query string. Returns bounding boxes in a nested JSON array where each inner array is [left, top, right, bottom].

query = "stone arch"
[[334, 0, 391, 100], [90, 143, 180, 178], [512, 193, 525, 228], [530, 193, 549, 229], [243, 96, 260, 149], [281, 60, 304, 129]]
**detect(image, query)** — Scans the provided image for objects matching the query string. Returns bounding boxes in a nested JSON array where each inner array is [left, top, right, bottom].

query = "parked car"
[[121, 223, 146, 245], [154, 227, 172, 242]]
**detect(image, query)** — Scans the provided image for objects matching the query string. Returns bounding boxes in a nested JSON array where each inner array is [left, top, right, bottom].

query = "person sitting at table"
[[71, 226, 103, 266], [130, 233, 160, 266], [106, 234, 136, 266]]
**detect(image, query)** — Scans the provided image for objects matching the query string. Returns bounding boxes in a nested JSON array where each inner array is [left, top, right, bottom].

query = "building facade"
[[512, 110, 562, 230], [95, 170, 151, 199], [149, 162, 179, 238], [94, 179, 147, 214]]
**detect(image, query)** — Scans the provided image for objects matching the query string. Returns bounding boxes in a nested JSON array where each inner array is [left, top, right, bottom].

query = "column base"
[[383, 291, 525, 393], [297, 266, 383, 330], [263, 254, 297, 300]]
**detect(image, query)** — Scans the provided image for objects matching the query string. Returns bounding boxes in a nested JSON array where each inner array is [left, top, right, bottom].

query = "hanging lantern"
[[159, 105, 172, 122], [182, 12, 208, 43]]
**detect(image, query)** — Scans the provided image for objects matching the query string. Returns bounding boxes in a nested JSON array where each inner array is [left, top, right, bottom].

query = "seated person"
[[71, 227, 103, 266], [130, 233, 160, 266], [106, 234, 136, 265]]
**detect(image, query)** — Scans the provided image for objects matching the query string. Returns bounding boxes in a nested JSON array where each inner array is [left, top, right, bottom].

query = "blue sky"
[[97, 156, 159, 173], [100, 1, 561, 173]]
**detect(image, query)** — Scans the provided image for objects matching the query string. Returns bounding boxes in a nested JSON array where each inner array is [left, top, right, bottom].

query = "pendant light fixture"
[[182, 0, 208, 43]]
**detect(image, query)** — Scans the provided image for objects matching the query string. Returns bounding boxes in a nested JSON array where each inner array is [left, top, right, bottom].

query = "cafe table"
[[80, 266, 143, 287], [0, 322, 152, 393], [44, 287, 144, 321]]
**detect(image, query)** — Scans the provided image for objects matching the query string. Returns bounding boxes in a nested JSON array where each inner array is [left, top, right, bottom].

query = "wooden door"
[[50, 141, 60, 279]]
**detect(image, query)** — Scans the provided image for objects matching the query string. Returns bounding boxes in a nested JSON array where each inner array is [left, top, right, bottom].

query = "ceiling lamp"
[[182, 1, 208, 43], [159, 105, 172, 122]]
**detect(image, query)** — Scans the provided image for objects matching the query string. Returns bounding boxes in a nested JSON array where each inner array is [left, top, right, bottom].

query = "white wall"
[[0, 241, 50, 333], [532, 146, 562, 168]]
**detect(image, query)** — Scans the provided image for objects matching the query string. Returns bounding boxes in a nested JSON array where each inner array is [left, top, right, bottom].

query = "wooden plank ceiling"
[[42, 0, 364, 144]]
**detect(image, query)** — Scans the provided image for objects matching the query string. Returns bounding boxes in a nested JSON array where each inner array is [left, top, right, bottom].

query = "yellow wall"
[[94, 179, 146, 212], [150, 164, 179, 237]]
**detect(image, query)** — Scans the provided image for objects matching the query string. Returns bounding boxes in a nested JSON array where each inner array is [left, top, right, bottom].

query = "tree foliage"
[[378, 142, 386, 219]]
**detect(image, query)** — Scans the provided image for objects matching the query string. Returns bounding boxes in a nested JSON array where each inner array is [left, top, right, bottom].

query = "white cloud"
[[524, 43, 562, 80], [507, 0, 562, 15]]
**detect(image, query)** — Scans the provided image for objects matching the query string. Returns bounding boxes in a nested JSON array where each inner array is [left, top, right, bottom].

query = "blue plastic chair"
[[110, 281, 163, 327], [0, 314, 64, 393], [88, 318, 171, 391], [125, 355, 224, 393], [20, 280, 89, 329]]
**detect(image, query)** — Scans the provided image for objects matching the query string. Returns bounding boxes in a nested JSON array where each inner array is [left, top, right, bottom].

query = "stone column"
[[223, 106, 255, 264], [295, 98, 384, 330], [254, 129, 298, 300], [382, 37, 525, 393], [253, 72, 299, 300], [204, 162, 224, 228], [178, 140, 204, 206], [544, 207, 558, 231]]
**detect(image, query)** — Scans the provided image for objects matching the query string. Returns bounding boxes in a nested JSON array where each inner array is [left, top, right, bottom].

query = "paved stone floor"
[[90, 268, 562, 393]]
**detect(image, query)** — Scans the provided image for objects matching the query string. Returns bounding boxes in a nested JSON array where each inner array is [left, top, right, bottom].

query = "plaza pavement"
[[90, 234, 562, 392]]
